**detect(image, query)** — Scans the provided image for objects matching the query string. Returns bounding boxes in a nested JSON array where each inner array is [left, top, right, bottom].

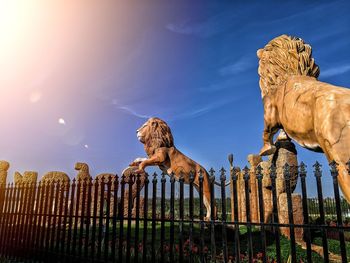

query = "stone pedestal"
[[41, 171, 70, 214], [278, 193, 304, 241], [0, 161, 9, 211], [14, 171, 38, 186], [121, 167, 146, 218], [75, 162, 92, 216], [95, 173, 116, 217], [0, 161, 9, 186], [248, 155, 262, 223], [274, 140, 298, 195]]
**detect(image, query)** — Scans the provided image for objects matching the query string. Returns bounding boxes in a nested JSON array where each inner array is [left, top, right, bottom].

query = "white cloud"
[[166, 11, 237, 38], [118, 106, 151, 119], [218, 57, 254, 76], [321, 64, 350, 78]]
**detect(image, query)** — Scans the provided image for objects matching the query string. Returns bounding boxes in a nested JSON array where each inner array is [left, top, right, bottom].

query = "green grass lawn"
[[91, 221, 326, 262]]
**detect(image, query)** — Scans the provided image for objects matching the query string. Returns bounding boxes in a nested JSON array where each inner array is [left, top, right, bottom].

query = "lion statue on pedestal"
[[130, 117, 215, 220], [257, 34, 350, 202]]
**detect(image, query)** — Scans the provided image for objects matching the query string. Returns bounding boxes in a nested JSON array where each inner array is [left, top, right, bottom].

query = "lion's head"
[[137, 117, 174, 156], [257, 34, 320, 98]]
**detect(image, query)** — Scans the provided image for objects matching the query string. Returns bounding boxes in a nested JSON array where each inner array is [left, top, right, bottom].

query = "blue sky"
[[0, 0, 349, 197]]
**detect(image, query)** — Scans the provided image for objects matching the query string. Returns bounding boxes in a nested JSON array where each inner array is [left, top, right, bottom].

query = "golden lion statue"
[[257, 34, 350, 202], [131, 117, 215, 219]]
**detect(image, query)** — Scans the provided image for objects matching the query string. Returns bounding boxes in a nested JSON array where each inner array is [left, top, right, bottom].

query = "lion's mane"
[[143, 117, 174, 156], [258, 34, 320, 97]]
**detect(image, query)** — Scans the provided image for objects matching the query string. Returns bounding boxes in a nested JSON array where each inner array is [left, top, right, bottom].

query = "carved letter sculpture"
[[258, 34, 350, 202], [131, 117, 215, 219]]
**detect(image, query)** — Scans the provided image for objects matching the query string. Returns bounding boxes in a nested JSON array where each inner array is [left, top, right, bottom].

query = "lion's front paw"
[[259, 144, 276, 156]]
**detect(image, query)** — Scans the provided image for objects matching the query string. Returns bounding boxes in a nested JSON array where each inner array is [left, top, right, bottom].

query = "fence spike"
[[209, 167, 215, 177], [189, 171, 195, 183], [283, 163, 291, 180], [299, 162, 307, 177], [313, 161, 322, 177], [199, 170, 204, 182], [161, 171, 166, 183], [220, 167, 226, 181], [330, 161, 338, 177], [256, 164, 263, 180], [152, 172, 158, 183], [243, 166, 250, 180]]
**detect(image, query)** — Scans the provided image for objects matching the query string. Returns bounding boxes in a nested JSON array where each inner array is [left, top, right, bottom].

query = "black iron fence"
[[0, 161, 349, 262]]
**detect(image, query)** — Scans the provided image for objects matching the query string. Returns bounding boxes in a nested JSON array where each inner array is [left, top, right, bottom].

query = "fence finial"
[[256, 164, 263, 180], [243, 166, 250, 180], [329, 160, 338, 177], [299, 162, 307, 178], [313, 161, 322, 177], [283, 163, 291, 180], [220, 167, 226, 181], [189, 171, 195, 183], [199, 170, 204, 183]]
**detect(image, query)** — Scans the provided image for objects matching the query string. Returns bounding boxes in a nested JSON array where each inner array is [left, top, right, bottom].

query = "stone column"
[[247, 154, 262, 223], [278, 193, 304, 241], [230, 167, 241, 222], [95, 173, 116, 217], [75, 162, 92, 217], [14, 171, 38, 186], [260, 161, 273, 223], [41, 171, 70, 216], [238, 170, 246, 222], [121, 166, 147, 218], [0, 161, 9, 211], [0, 161, 9, 186], [274, 139, 298, 197]]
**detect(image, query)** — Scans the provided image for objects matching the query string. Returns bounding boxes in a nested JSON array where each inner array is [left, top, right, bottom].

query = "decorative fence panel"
[[0, 161, 349, 262]]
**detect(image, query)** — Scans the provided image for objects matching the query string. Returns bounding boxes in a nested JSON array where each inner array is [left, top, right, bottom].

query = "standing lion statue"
[[130, 117, 215, 220], [257, 34, 350, 203]]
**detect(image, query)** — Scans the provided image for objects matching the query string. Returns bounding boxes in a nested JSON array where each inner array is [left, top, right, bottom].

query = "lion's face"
[[136, 117, 174, 154], [136, 120, 151, 143]]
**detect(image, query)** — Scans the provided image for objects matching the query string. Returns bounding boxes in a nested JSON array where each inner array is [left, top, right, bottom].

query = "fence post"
[[256, 165, 267, 263], [142, 174, 149, 263], [50, 181, 60, 254], [270, 164, 281, 262], [126, 174, 134, 263], [231, 165, 240, 263], [84, 178, 93, 258], [189, 171, 194, 263], [160, 171, 166, 263], [169, 172, 175, 263], [72, 179, 81, 259], [284, 163, 297, 263], [299, 162, 312, 262], [199, 171, 205, 263], [91, 179, 99, 261], [104, 176, 112, 262], [78, 179, 87, 258], [59, 181, 70, 260], [313, 161, 329, 262], [243, 166, 253, 262], [179, 173, 184, 263], [134, 172, 141, 263], [209, 168, 216, 262], [220, 167, 228, 263], [331, 161, 347, 263], [151, 172, 157, 263], [111, 175, 119, 261]]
